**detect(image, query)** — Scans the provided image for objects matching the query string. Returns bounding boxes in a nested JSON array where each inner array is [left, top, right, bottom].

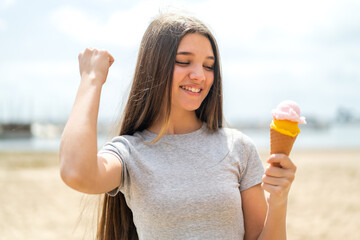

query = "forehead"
[[177, 33, 214, 57]]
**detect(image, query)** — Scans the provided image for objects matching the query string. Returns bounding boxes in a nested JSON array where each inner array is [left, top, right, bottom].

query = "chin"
[[183, 104, 201, 112], [172, 99, 203, 113]]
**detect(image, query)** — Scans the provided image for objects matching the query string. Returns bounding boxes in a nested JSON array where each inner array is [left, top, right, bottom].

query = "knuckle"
[[289, 173, 295, 182], [283, 180, 290, 188], [273, 187, 281, 195], [262, 175, 267, 182]]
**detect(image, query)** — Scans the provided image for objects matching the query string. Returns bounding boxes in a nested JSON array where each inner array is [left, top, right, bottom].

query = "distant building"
[[0, 123, 32, 138]]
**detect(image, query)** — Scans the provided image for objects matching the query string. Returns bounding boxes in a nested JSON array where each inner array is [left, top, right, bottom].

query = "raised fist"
[[78, 48, 114, 85]]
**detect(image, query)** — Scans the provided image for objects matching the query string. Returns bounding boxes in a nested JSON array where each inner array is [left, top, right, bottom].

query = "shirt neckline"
[[141, 122, 207, 141]]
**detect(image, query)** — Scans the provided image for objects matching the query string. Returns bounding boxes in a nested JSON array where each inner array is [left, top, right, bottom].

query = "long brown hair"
[[97, 13, 223, 240]]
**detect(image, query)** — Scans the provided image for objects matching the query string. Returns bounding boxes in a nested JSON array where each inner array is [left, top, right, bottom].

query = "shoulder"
[[221, 126, 256, 147], [217, 126, 259, 160], [107, 128, 161, 152], [105, 132, 146, 150]]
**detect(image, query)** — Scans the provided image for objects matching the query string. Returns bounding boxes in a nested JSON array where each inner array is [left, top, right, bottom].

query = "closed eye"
[[204, 65, 214, 71], [175, 61, 189, 65], [176, 60, 214, 71]]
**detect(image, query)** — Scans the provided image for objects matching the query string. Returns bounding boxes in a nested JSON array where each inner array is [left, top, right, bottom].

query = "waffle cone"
[[270, 128, 297, 156]]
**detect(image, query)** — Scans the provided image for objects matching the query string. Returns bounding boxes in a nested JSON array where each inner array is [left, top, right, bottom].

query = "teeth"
[[181, 86, 201, 93]]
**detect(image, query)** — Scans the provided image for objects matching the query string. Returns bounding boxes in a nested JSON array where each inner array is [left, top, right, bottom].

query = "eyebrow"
[[176, 51, 215, 60]]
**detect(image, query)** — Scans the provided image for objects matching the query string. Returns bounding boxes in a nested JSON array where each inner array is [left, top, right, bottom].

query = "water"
[[0, 135, 110, 152], [243, 124, 360, 151], [0, 137, 62, 152], [0, 125, 359, 152]]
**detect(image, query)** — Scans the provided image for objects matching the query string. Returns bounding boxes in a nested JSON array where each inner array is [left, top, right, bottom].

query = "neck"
[[148, 110, 202, 135]]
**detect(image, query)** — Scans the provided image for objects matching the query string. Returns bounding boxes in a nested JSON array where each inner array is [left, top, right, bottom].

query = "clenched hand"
[[78, 48, 114, 86]]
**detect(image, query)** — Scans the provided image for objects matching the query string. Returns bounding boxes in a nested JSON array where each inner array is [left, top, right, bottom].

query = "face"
[[171, 33, 215, 115]]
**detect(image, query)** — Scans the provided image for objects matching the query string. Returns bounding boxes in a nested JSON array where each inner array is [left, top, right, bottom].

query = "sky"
[[0, 0, 360, 125]]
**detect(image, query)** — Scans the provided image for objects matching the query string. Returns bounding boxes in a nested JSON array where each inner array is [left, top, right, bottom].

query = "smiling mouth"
[[180, 85, 202, 93]]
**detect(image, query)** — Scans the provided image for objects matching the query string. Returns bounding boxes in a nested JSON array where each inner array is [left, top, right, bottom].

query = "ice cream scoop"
[[270, 100, 306, 160], [271, 100, 306, 124]]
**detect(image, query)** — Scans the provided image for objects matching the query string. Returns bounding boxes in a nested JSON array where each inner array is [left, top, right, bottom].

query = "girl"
[[60, 13, 296, 240]]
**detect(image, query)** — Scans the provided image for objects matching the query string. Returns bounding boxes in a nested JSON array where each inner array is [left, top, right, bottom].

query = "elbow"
[[59, 143, 98, 193], [59, 155, 91, 193], [59, 160, 82, 191]]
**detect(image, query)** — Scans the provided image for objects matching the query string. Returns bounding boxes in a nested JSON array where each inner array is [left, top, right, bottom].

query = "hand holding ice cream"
[[264, 100, 304, 207]]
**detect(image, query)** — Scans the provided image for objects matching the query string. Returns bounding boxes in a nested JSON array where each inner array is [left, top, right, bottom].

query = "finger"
[[108, 53, 115, 67], [84, 47, 93, 54], [78, 52, 84, 76], [261, 182, 289, 199], [262, 178, 293, 200], [265, 164, 295, 178], [267, 154, 286, 168], [263, 174, 292, 187], [267, 154, 296, 171], [261, 182, 283, 195], [96, 49, 114, 66], [78, 52, 83, 61], [264, 164, 285, 178]]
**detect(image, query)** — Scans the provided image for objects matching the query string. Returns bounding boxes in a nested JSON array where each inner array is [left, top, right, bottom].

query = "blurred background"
[[0, 0, 359, 150], [0, 0, 359, 239]]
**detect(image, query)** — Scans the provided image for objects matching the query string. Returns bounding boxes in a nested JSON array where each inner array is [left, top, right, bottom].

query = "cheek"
[[205, 73, 214, 89], [171, 71, 179, 88], [172, 66, 186, 83]]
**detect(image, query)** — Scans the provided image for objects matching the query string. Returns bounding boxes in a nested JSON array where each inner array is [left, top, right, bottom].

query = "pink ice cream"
[[272, 100, 306, 124]]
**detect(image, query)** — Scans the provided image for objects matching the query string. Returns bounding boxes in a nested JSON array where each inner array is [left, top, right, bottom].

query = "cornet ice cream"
[[270, 100, 306, 156]]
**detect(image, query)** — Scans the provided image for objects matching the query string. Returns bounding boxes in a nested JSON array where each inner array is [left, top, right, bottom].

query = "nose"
[[189, 64, 205, 81]]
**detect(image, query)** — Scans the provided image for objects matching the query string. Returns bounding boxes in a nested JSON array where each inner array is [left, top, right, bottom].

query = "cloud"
[[0, 61, 77, 79], [186, 0, 344, 45], [0, 60, 79, 101], [11, 0, 360, 123], [0, 0, 15, 9], [50, 1, 164, 47], [0, 60, 76, 120], [0, 18, 6, 31], [0, 59, 130, 123], [49, 0, 357, 50]]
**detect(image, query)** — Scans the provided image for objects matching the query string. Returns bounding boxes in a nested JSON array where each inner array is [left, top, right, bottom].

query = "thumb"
[[108, 53, 114, 67], [267, 154, 295, 170]]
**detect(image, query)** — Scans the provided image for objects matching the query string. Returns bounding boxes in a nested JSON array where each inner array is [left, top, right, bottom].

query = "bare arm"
[[59, 48, 121, 194], [241, 184, 267, 240], [242, 154, 296, 240]]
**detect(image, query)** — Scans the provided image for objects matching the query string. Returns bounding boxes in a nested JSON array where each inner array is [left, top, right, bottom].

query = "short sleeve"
[[239, 137, 264, 192], [98, 136, 130, 196]]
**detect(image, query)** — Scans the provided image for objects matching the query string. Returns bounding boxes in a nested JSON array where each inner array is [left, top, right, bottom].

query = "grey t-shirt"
[[99, 123, 264, 240]]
